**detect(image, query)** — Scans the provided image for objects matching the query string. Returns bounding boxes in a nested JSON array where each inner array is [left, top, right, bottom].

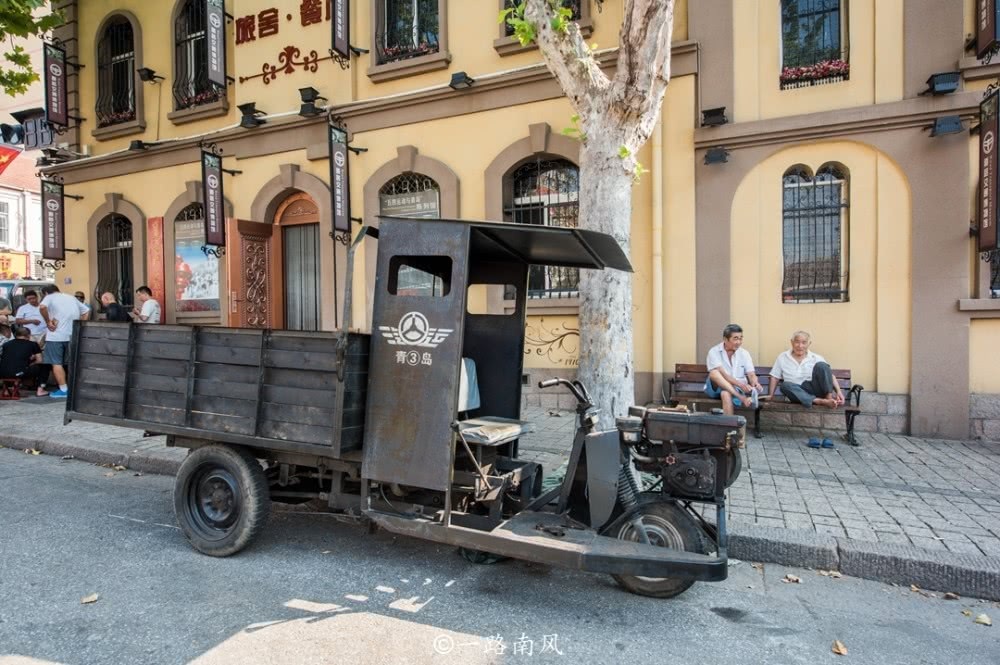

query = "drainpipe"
[[651, 118, 664, 403]]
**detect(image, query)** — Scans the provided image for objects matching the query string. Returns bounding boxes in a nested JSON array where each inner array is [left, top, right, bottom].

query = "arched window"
[[505, 158, 579, 298], [780, 0, 848, 89], [378, 173, 441, 218], [174, 0, 221, 109], [96, 17, 136, 127], [174, 203, 221, 312], [782, 163, 849, 303], [95, 214, 134, 309]]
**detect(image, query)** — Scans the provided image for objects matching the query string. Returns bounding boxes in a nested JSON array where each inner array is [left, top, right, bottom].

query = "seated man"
[[767, 330, 844, 409], [704, 323, 762, 415], [0, 326, 51, 397]]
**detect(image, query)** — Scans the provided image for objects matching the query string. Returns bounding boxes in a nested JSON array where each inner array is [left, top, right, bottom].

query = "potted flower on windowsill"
[[97, 109, 137, 128], [780, 59, 850, 89]]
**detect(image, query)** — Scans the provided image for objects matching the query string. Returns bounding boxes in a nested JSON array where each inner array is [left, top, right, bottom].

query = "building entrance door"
[[226, 219, 273, 328], [273, 192, 321, 331]]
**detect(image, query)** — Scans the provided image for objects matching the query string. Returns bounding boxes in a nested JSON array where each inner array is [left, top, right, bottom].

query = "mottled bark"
[[524, 0, 675, 418]]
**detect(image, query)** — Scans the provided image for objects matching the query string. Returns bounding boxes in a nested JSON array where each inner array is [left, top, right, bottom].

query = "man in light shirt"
[[130, 286, 161, 324], [767, 330, 844, 408], [14, 290, 47, 345], [704, 323, 763, 415], [39, 284, 90, 398]]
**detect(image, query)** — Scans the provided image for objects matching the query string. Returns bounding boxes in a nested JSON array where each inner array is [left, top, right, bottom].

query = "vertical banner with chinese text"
[[206, 0, 227, 88], [332, 0, 350, 60], [980, 90, 999, 252], [202, 151, 226, 246], [42, 181, 65, 260], [330, 124, 350, 232], [43, 43, 68, 127]]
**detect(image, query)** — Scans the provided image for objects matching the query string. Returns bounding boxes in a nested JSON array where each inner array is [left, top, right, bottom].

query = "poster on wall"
[[41, 181, 65, 260], [174, 218, 221, 312], [43, 43, 68, 127], [981, 89, 999, 252]]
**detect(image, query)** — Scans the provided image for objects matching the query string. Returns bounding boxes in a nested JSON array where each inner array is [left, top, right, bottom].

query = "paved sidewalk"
[[3, 397, 999, 599]]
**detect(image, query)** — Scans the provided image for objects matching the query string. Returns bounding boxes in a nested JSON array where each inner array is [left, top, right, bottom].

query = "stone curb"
[[6, 433, 1000, 601]]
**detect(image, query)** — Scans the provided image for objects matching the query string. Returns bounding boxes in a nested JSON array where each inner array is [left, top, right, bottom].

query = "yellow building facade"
[[38, 0, 1000, 440]]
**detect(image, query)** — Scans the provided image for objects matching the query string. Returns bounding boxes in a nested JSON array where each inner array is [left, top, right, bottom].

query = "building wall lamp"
[[701, 107, 728, 127], [449, 71, 475, 90], [922, 71, 960, 95], [137, 67, 165, 83], [238, 102, 267, 128], [928, 115, 963, 137], [704, 147, 729, 165], [299, 86, 328, 117]]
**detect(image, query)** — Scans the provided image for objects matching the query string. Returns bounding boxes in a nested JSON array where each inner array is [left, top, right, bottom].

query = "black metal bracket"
[[984, 43, 1000, 66], [347, 145, 367, 155], [66, 248, 85, 254], [200, 141, 223, 156], [65, 61, 85, 71], [350, 45, 369, 56], [36, 172, 63, 182], [36, 258, 65, 271], [64, 193, 84, 201], [971, 222, 980, 236], [221, 167, 242, 176], [68, 115, 85, 123], [201, 245, 225, 258]]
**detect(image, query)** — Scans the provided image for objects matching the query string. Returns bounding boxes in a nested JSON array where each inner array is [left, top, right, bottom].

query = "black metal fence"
[[504, 158, 580, 299], [376, 0, 440, 63], [173, 0, 222, 110], [781, 0, 845, 67], [94, 214, 134, 311], [96, 19, 135, 127], [782, 164, 849, 303]]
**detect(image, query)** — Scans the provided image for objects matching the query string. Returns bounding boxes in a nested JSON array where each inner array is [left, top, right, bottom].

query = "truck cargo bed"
[[67, 322, 369, 457]]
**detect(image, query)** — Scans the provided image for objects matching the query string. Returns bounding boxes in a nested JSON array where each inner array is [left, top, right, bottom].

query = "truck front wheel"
[[174, 444, 271, 556]]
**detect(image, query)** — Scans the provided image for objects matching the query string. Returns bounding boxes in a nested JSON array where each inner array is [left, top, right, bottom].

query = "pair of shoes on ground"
[[48, 389, 68, 398], [807, 437, 834, 449]]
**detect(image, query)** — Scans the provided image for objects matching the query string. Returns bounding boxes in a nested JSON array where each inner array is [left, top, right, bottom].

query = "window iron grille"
[[176, 203, 204, 221], [503, 0, 581, 36], [96, 18, 136, 127], [0, 201, 9, 246], [504, 158, 580, 299], [780, 0, 848, 89], [379, 173, 439, 197], [174, 0, 223, 110], [990, 251, 1000, 299], [95, 214, 134, 310], [782, 163, 849, 303], [376, 0, 440, 64]]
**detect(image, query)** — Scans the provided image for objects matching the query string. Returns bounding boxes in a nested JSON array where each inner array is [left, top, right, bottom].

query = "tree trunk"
[[577, 137, 636, 419]]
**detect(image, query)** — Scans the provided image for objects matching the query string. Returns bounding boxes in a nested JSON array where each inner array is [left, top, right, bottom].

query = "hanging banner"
[[330, 124, 350, 232], [202, 150, 226, 246], [43, 42, 68, 127], [206, 0, 227, 88], [42, 181, 65, 260], [981, 90, 999, 252], [331, 0, 350, 60]]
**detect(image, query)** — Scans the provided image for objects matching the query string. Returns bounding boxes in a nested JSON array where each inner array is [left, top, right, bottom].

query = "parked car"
[[0, 280, 56, 312]]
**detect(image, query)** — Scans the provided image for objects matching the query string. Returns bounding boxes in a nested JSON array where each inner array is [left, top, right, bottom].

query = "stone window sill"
[[504, 296, 580, 316], [959, 298, 1000, 316], [494, 20, 592, 57], [167, 98, 230, 125], [91, 118, 146, 141], [367, 50, 451, 83]]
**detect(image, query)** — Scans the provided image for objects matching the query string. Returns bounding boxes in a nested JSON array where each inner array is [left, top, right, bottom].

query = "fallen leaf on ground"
[[25, 449, 41, 455], [830, 571, 843, 578], [113, 465, 126, 471], [944, 592, 960, 600], [819, 570, 831, 576], [974, 614, 992, 626], [104, 472, 115, 478], [832, 640, 848, 656], [133, 472, 143, 477], [80, 593, 99, 604], [962, 610, 973, 617], [546, 410, 562, 417], [782, 574, 801, 584], [910, 584, 920, 592], [751, 563, 763, 570], [61, 455, 75, 460]]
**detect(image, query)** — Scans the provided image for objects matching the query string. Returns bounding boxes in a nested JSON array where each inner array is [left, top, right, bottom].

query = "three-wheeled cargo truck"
[[65, 216, 745, 598]]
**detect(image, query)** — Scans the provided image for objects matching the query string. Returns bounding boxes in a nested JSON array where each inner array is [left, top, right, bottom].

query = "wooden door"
[[226, 218, 273, 328], [272, 192, 321, 330]]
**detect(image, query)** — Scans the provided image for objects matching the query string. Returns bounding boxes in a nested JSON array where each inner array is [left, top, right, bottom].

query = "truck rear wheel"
[[174, 444, 271, 557], [606, 502, 705, 598]]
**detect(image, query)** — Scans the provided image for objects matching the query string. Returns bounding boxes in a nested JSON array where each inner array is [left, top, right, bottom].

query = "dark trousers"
[[12, 363, 52, 388], [780, 362, 835, 407]]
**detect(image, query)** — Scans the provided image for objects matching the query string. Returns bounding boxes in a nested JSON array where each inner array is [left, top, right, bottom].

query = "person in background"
[[767, 330, 844, 409], [74, 291, 92, 315], [0, 326, 50, 397], [0, 323, 12, 348], [130, 286, 161, 324], [39, 284, 90, 398], [704, 323, 763, 415], [15, 290, 47, 346], [100, 292, 132, 323]]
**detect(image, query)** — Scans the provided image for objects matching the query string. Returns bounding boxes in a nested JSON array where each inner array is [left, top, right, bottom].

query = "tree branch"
[[610, 0, 675, 136]]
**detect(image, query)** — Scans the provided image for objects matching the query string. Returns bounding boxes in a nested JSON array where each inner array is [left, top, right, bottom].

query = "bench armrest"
[[847, 384, 864, 407]]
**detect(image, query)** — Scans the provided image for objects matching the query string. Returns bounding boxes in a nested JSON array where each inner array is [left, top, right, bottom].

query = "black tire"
[[727, 448, 743, 487], [606, 502, 705, 598], [174, 445, 271, 557]]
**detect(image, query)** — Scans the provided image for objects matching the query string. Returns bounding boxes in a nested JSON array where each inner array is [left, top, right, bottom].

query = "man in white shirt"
[[130, 285, 161, 324], [39, 284, 90, 398], [704, 323, 763, 415], [15, 290, 48, 345], [767, 330, 844, 409]]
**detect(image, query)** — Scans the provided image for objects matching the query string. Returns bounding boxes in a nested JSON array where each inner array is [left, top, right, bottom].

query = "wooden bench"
[[667, 364, 864, 445]]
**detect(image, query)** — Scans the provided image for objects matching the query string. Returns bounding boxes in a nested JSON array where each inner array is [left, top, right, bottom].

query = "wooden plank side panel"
[[260, 402, 334, 426], [127, 404, 186, 426], [132, 341, 191, 361], [78, 352, 127, 372], [197, 345, 263, 366], [196, 363, 259, 384], [191, 395, 257, 418], [267, 332, 340, 353], [189, 411, 255, 435], [197, 329, 263, 349], [74, 383, 125, 404], [78, 337, 129, 356], [261, 384, 336, 408], [133, 326, 194, 344], [81, 322, 131, 340], [74, 397, 124, 418], [130, 373, 187, 393], [195, 378, 258, 401], [258, 420, 333, 445], [133, 357, 189, 378], [266, 349, 340, 372], [78, 367, 127, 388], [127, 388, 186, 409]]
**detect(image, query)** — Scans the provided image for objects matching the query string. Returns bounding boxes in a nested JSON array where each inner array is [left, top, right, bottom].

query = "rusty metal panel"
[[362, 219, 469, 491]]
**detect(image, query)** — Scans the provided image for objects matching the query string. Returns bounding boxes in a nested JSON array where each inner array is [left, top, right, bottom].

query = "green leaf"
[[618, 145, 632, 159]]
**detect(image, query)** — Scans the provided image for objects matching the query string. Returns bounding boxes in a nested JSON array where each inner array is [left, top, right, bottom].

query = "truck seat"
[[457, 358, 534, 446]]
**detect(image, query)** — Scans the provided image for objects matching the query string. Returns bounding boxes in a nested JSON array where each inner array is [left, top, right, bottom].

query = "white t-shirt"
[[139, 298, 161, 324], [40, 292, 89, 342], [706, 342, 755, 381], [770, 350, 826, 385], [15, 303, 47, 335]]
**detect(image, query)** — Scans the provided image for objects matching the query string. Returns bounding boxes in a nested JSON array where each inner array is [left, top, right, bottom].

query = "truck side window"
[[388, 256, 452, 297]]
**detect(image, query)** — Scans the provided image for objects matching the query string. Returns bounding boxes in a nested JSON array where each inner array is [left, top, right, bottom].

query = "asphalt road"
[[1, 448, 997, 665]]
